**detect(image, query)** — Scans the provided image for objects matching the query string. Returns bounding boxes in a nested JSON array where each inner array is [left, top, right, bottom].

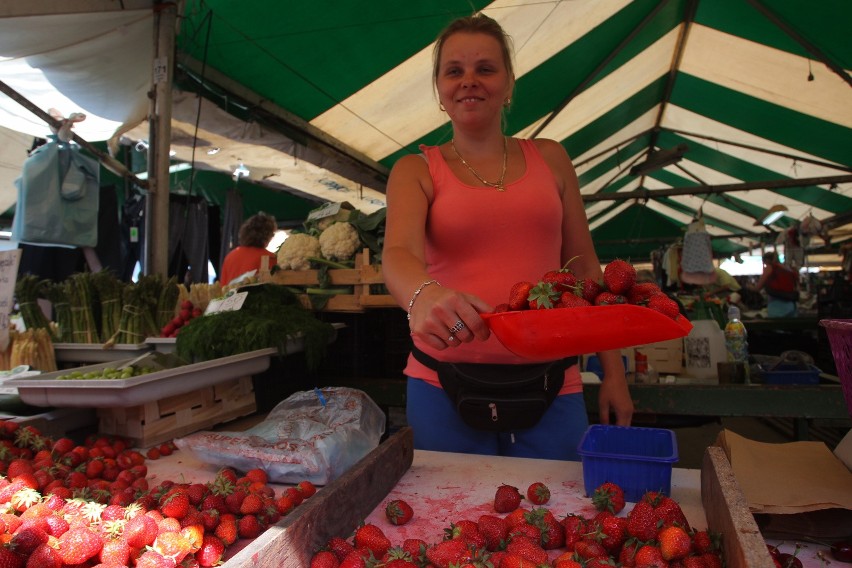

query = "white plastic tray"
[[53, 343, 152, 363], [9, 348, 277, 408]]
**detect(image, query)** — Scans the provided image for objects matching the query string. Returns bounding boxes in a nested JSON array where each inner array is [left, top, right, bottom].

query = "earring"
[[503, 98, 512, 107], [439, 103, 446, 112]]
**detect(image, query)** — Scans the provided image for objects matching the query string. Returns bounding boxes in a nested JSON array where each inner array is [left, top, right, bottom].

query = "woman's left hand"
[[597, 371, 634, 426]]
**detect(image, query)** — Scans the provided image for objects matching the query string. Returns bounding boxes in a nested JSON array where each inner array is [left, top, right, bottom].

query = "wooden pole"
[[145, 1, 176, 277]]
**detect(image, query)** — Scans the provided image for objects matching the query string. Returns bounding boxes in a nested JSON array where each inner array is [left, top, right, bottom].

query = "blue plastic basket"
[[577, 424, 679, 503]]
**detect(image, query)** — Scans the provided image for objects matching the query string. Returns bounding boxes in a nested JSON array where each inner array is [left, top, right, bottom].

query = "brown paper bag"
[[715, 429, 852, 540]]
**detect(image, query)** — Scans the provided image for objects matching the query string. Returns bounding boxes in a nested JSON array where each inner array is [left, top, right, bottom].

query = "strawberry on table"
[[494, 484, 522, 513], [525, 482, 550, 505], [385, 499, 414, 526], [659, 525, 692, 561], [353, 524, 391, 559], [592, 481, 626, 514]]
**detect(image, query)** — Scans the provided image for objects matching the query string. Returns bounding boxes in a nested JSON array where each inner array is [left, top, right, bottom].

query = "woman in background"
[[751, 251, 799, 318], [220, 212, 277, 286]]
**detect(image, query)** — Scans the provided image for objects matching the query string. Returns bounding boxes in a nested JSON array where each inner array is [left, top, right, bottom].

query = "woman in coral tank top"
[[382, 13, 633, 460]]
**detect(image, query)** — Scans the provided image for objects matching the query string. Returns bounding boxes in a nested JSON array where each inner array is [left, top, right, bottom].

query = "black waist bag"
[[411, 346, 576, 432]]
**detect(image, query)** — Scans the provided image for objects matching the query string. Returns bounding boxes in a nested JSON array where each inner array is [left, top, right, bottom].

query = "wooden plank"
[[701, 446, 775, 568], [225, 427, 414, 568]]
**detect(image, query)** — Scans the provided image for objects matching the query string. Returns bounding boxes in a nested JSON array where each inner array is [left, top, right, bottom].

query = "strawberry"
[[99, 537, 131, 566], [526, 482, 550, 505], [237, 514, 262, 539], [385, 499, 413, 526], [505, 535, 548, 564], [494, 484, 522, 513], [244, 468, 268, 485], [57, 526, 103, 565], [327, 536, 356, 561], [701, 551, 724, 568], [575, 277, 604, 303], [493, 303, 511, 313], [691, 530, 713, 554], [353, 524, 391, 558], [9, 526, 48, 556], [528, 282, 559, 309], [196, 534, 226, 567], [159, 490, 191, 519], [214, 514, 238, 546], [594, 291, 627, 305], [500, 552, 537, 568], [297, 480, 317, 498], [339, 549, 368, 568], [124, 513, 158, 548], [311, 550, 342, 568], [554, 552, 584, 568], [619, 538, 642, 568], [626, 499, 658, 541], [592, 481, 625, 514], [542, 268, 578, 293], [634, 544, 667, 568], [401, 538, 428, 564], [650, 494, 691, 530], [537, 513, 565, 550], [477, 514, 508, 551], [25, 543, 61, 568], [0, 548, 23, 568], [648, 293, 680, 319], [604, 259, 636, 294], [598, 515, 627, 554], [627, 282, 661, 305], [508, 282, 534, 311], [239, 493, 264, 515], [684, 556, 710, 568], [135, 549, 176, 568], [425, 538, 472, 568], [574, 538, 609, 560], [508, 521, 540, 543], [561, 513, 587, 551], [558, 291, 592, 308]]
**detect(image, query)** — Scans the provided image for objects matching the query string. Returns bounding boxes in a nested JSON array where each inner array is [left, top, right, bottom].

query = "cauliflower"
[[277, 233, 321, 270], [319, 221, 361, 261]]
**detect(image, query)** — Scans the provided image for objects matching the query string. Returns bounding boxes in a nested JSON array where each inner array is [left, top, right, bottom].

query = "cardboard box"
[[636, 337, 684, 374]]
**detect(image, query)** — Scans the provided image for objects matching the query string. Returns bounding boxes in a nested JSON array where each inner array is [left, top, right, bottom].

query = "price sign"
[[204, 291, 248, 315], [0, 250, 22, 352]]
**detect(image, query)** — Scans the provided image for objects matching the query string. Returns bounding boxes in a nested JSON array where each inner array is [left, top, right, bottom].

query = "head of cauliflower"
[[319, 222, 361, 262], [277, 233, 321, 270]]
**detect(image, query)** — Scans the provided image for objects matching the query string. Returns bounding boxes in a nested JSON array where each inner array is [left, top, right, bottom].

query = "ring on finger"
[[448, 320, 465, 334]]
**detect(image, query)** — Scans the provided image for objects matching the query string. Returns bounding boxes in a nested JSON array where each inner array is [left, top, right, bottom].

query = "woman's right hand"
[[408, 285, 492, 350]]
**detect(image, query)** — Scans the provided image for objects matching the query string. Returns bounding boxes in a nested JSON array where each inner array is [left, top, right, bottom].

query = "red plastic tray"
[[481, 304, 693, 361]]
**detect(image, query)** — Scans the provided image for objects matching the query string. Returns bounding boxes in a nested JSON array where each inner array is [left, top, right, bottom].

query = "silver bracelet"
[[407, 279, 440, 321]]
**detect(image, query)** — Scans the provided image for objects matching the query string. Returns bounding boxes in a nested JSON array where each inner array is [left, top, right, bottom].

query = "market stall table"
[[144, 428, 832, 568]]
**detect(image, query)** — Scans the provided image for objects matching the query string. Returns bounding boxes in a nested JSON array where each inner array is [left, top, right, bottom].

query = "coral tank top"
[[404, 139, 582, 394]]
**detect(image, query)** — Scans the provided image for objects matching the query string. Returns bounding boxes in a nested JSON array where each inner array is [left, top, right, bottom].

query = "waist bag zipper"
[[490, 403, 498, 422]]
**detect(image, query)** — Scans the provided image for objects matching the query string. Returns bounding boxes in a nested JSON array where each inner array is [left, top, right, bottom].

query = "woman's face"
[[436, 32, 514, 130]]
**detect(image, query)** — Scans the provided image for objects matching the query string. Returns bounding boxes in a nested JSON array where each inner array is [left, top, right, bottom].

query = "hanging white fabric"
[[680, 218, 717, 285]]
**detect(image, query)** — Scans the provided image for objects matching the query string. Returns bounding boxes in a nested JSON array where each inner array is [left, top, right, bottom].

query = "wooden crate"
[[636, 337, 684, 374], [259, 248, 397, 312], [96, 376, 256, 448]]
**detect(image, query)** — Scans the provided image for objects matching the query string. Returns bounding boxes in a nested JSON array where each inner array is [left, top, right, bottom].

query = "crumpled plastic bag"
[[174, 387, 386, 485]]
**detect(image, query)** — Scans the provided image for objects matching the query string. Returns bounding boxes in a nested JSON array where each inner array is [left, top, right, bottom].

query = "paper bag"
[[715, 429, 852, 540]]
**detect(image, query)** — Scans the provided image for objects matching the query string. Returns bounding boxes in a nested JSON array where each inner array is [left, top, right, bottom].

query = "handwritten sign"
[[0, 250, 22, 352], [204, 291, 248, 315]]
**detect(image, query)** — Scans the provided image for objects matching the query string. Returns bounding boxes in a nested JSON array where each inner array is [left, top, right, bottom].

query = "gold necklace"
[[451, 136, 508, 191]]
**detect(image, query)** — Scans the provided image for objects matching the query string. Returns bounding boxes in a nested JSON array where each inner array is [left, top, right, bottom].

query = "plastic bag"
[[173, 387, 386, 485]]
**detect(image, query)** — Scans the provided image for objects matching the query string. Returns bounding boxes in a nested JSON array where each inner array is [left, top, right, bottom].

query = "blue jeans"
[[405, 377, 588, 461]]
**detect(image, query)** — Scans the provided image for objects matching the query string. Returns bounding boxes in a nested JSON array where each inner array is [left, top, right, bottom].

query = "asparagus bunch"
[[14, 275, 55, 338], [91, 271, 125, 344], [67, 273, 99, 344]]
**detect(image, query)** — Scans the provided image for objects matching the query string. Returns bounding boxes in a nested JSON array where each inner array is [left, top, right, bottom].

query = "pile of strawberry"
[[309, 481, 724, 568], [497, 259, 681, 320], [0, 419, 316, 567]]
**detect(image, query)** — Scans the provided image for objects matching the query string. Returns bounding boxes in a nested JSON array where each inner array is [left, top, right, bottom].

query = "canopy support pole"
[[144, 1, 177, 277]]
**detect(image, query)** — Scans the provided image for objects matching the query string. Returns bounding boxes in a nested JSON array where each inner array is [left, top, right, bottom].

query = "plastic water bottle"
[[724, 305, 749, 383]]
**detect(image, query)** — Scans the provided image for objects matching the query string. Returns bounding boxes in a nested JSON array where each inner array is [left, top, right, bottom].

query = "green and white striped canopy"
[[174, 0, 851, 261]]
